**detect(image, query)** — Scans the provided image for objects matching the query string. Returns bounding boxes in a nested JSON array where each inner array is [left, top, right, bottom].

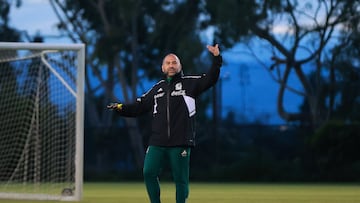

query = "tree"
[[49, 0, 207, 168], [324, 8, 360, 121], [205, 0, 360, 128], [0, 0, 21, 41], [309, 120, 360, 181]]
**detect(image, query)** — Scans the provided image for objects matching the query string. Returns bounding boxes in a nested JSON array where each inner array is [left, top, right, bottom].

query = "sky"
[[8, 0, 303, 125], [9, 0, 69, 43]]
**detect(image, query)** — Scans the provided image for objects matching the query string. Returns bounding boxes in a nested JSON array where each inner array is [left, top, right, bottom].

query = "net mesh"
[[0, 48, 79, 199]]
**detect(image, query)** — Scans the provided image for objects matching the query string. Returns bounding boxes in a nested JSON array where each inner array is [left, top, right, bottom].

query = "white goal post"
[[0, 42, 85, 201]]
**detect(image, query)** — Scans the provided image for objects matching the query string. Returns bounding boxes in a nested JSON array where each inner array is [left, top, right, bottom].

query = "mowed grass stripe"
[[189, 183, 360, 203], [0, 182, 359, 203], [84, 182, 148, 203]]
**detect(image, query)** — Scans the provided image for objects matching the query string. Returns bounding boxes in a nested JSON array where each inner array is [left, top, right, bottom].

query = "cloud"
[[271, 24, 294, 35]]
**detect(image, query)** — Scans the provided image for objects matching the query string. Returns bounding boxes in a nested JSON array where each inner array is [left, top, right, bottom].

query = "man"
[[107, 44, 222, 203]]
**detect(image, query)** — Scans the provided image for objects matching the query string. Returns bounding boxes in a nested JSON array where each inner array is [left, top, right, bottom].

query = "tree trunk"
[[124, 118, 145, 168]]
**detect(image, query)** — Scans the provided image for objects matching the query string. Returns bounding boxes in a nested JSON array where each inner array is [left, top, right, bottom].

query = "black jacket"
[[117, 55, 222, 147]]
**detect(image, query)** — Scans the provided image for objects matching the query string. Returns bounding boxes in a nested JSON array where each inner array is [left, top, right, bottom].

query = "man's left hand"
[[207, 44, 220, 56]]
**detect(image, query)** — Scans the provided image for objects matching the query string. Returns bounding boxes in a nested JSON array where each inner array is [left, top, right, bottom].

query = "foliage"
[[49, 0, 215, 168], [0, 0, 21, 41], [83, 122, 360, 182], [205, 0, 360, 128], [308, 120, 360, 181], [5, 0, 360, 181]]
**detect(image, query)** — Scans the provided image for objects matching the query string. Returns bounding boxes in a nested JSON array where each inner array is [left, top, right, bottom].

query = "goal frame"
[[0, 42, 85, 201]]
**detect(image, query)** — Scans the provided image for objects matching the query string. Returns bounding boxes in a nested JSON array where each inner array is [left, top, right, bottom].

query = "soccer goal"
[[0, 42, 85, 201]]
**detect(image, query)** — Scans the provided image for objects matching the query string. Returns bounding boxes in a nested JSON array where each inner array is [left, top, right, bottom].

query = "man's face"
[[162, 54, 182, 77]]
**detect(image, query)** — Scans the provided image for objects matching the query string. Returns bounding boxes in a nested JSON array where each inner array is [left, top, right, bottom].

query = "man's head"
[[162, 53, 182, 77]]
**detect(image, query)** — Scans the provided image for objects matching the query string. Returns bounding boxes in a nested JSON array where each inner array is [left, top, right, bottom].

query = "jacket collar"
[[163, 71, 183, 83]]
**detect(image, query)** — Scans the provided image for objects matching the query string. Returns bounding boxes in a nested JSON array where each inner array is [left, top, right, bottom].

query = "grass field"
[[0, 182, 359, 203]]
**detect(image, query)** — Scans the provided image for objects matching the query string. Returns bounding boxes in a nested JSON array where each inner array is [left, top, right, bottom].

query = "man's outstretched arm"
[[194, 44, 223, 95]]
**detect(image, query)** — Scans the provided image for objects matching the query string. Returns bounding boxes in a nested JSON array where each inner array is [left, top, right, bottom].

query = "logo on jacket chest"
[[171, 82, 185, 96], [153, 82, 185, 99]]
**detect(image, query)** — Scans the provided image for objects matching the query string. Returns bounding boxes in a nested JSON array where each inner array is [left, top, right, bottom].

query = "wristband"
[[117, 103, 123, 110]]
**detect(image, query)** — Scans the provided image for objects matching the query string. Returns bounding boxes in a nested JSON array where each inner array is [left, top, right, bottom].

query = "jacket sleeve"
[[194, 55, 223, 96], [116, 86, 155, 117]]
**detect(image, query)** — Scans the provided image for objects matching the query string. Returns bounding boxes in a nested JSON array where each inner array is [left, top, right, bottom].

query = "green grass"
[[0, 182, 359, 203]]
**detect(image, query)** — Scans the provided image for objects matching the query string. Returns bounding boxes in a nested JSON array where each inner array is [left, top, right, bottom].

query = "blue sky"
[[9, 0, 70, 43], [219, 51, 302, 124], [8, 0, 303, 125]]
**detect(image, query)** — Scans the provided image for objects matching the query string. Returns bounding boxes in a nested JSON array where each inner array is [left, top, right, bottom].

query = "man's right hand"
[[107, 103, 123, 110]]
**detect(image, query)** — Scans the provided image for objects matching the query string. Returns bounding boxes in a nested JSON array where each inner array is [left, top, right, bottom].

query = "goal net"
[[0, 42, 85, 201]]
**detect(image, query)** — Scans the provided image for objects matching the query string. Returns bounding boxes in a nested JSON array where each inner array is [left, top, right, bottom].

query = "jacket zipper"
[[166, 84, 171, 139]]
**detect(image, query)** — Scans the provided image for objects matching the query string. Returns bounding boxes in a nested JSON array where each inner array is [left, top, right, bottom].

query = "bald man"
[[108, 44, 222, 203]]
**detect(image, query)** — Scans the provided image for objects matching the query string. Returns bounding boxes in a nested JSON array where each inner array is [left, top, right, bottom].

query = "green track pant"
[[143, 146, 191, 203]]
